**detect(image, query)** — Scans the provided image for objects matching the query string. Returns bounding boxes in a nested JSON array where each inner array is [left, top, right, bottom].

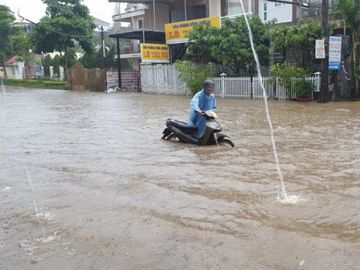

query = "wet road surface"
[[1, 87, 360, 269]]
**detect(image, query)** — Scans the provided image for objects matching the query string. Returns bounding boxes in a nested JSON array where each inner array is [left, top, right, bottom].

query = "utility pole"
[[318, 0, 329, 103]]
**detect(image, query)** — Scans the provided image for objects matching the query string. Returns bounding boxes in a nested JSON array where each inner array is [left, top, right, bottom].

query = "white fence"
[[213, 76, 276, 99], [141, 64, 321, 99]]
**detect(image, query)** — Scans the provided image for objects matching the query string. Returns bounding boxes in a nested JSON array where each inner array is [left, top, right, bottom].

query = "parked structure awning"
[[109, 29, 166, 88]]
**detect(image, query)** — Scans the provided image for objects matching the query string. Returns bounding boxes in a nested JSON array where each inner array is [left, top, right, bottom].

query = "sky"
[[1, 0, 120, 24]]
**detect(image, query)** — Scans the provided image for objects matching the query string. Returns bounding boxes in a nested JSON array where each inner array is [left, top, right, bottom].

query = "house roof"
[[5, 55, 18, 65], [94, 18, 111, 27], [109, 29, 166, 43]]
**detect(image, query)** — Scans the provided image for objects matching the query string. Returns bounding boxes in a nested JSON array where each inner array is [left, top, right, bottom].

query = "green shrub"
[[271, 62, 314, 98], [292, 79, 315, 98], [4, 79, 66, 90], [174, 60, 214, 95]]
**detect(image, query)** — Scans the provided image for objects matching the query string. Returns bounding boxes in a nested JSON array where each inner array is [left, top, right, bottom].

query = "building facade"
[[108, 0, 321, 64], [109, 0, 318, 32], [110, 0, 256, 31]]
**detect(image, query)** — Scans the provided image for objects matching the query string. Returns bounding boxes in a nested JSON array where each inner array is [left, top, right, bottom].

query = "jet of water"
[[1, 76, 7, 104], [237, 0, 289, 201], [25, 166, 46, 236]]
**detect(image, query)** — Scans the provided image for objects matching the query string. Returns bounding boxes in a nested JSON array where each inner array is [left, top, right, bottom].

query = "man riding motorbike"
[[188, 80, 217, 139]]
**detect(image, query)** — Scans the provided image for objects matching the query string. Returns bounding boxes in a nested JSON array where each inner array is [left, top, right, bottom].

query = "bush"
[[174, 60, 214, 95], [271, 62, 313, 98], [292, 79, 315, 98], [5, 79, 66, 89]]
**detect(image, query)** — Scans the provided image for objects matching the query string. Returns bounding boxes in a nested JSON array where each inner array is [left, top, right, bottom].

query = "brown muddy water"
[[1, 87, 360, 270]]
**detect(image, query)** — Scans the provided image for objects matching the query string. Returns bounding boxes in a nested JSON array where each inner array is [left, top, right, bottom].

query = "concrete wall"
[[208, 0, 221, 17], [141, 64, 188, 95], [258, 0, 293, 23], [144, 3, 170, 31], [5, 62, 25, 80]]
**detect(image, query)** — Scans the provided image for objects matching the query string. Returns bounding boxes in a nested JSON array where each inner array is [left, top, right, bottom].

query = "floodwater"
[[1, 87, 360, 270]]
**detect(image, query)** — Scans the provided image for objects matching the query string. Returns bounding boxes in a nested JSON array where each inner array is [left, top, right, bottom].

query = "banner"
[[165, 16, 221, 44], [329, 36, 342, 71], [141, 43, 169, 63]]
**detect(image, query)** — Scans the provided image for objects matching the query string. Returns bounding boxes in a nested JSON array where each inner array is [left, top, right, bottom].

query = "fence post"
[[220, 72, 227, 98], [275, 77, 280, 99], [250, 76, 253, 99], [314, 71, 321, 92]]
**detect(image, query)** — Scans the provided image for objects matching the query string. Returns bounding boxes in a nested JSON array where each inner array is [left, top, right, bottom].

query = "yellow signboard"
[[165, 16, 221, 44], [140, 43, 170, 63]]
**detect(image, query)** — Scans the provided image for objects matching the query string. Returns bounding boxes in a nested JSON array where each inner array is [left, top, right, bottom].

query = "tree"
[[79, 45, 131, 70], [187, 16, 269, 76], [270, 24, 289, 63], [52, 55, 61, 76], [31, 0, 95, 69], [335, 0, 360, 97], [11, 34, 36, 78], [42, 55, 52, 77], [0, 5, 19, 78], [185, 26, 219, 64], [271, 20, 322, 70], [174, 60, 214, 95]]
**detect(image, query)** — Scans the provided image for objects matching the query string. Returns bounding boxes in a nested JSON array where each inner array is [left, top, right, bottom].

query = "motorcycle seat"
[[166, 119, 198, 135]]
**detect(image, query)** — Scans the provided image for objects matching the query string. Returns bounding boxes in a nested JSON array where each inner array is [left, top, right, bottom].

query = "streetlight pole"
[[184, 0, 187, 20], [116, 37, 122, 88], [318, 0, 329, 103], [153, 0, 156, 30], [101, 26, 105, 68]]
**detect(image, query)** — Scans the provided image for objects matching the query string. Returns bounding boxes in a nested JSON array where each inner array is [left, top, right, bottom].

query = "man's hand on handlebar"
[[196, 110, 205, 115]]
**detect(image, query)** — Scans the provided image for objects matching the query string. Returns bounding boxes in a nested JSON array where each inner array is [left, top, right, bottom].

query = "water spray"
[[25, 166, 46, 236], [237, 0, 289, 200], [1, 77, 7, 104]]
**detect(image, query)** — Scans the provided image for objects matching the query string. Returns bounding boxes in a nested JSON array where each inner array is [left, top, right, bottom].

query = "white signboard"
[[329, 36, 342, 62], [315, 39, 325, 59], [329, 36, 342, 70]]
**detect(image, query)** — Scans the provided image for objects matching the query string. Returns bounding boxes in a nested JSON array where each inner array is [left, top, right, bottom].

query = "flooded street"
[[1, 87, 360, 269]]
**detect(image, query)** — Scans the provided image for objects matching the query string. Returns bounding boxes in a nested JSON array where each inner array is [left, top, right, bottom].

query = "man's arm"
[[191, 92, 202, 113]]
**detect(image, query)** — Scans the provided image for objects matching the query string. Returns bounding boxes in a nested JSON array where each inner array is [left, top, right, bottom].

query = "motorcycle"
[[161, 111, 234, 148]]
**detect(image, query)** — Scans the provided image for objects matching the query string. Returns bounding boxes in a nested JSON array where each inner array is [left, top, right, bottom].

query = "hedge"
[[4, 79, 67, 90]]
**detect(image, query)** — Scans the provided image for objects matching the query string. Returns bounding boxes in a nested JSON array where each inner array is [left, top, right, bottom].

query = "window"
[[221, 0, 243, 16], [263, 3, 268, 21], [138, 19, 143, 29], [170, 5, 206, 22]]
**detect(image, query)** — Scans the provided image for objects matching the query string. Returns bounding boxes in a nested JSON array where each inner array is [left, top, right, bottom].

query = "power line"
[[0, 4, 93, 39]]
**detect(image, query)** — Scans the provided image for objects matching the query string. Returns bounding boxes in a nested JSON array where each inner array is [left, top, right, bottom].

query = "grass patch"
[[4, 79, 67, 90]]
